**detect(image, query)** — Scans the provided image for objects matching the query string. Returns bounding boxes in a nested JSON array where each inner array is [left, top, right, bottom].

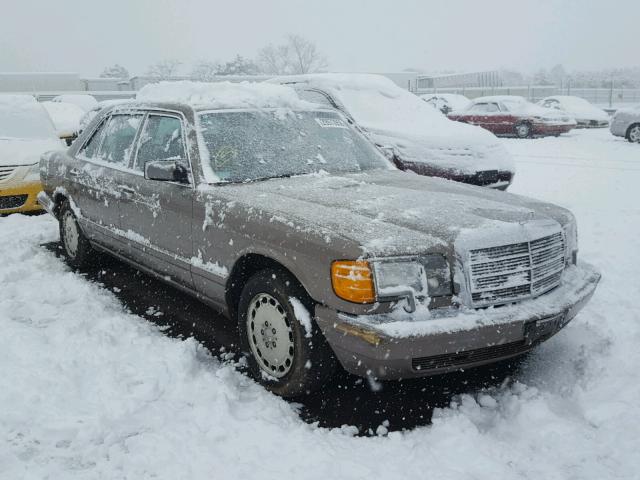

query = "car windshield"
[[500, 99, 527, 112], [198, 109, 390, 183], [0, 102, 57, 140]]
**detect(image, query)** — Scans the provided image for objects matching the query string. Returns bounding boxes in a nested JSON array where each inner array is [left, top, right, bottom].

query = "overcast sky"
[[0, 0, 637, 76]]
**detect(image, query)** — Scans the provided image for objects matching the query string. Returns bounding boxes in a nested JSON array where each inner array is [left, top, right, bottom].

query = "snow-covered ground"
[[1, 128, 639, 479]]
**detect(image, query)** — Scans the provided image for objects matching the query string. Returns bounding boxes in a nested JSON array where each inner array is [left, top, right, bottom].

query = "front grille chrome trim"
[[468, 231, 565, 307]]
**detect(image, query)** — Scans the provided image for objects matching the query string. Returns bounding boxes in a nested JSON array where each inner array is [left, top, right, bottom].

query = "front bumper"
[[315, 262, 600, 379], [0, 181, 43, 214]]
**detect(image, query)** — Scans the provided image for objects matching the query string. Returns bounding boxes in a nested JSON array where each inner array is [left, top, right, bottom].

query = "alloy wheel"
[[62, 210, 79, 258], [246, 293, 295, 378], [629, 125, 640, 143]]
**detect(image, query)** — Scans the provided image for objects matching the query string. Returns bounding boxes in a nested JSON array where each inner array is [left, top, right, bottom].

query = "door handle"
[[120, 186, 136, 195], [69, 168, 80, 176]]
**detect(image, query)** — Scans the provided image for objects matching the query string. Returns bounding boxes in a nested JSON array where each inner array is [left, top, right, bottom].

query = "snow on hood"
[[209, 170, 571, 257], [542, 96, 609, 122], [0, 137, 63, 167], [41, 102, 85, 137], [268, 74, 514, 173], [137, 81, 314, 111]]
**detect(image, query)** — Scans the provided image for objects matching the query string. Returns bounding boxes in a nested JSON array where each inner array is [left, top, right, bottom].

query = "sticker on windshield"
[[315, 117, 348, 129]]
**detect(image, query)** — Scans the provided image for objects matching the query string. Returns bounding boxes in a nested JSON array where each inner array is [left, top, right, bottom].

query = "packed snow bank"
[[1, 129, 640, 478], [270, 74, 514, 174], [137, 80, 313, 111]]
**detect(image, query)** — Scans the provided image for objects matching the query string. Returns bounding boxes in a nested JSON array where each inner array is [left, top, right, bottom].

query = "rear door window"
[[133, 114, 186, 171], [93, 114, 143, 166]]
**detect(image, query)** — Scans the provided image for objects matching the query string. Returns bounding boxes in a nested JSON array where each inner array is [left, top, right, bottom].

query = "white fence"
[[417, 85, 640, 107]]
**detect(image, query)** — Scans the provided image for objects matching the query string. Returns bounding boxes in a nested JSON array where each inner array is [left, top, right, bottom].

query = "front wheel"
[[515, 122, 532, 138], [59, 200, 94, 268], [238, 268, 336, 397], [627, 124, 640, 143]]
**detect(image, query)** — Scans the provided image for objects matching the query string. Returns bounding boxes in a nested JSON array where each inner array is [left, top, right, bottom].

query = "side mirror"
[[145, 160, 189, 183]]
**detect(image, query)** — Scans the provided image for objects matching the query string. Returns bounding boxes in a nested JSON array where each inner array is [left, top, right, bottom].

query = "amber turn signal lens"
[[331, 260, 375, 303]]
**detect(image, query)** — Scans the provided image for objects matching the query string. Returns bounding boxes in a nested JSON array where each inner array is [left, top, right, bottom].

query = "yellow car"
[[0, 95, 64, 215]]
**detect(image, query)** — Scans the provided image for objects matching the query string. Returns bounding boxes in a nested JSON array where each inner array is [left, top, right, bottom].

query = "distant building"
[[417, 71, 504, 90], [0, 72, 83, 92]]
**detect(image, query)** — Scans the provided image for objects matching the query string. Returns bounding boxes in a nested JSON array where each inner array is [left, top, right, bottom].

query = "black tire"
[[238, 268, 337, 397], [515, 122, 532, 138], [58, 199, 94, 268], [626, 124, 640, 143]]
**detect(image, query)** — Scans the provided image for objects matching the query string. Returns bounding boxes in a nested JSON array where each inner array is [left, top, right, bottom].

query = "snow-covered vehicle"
[[449, 95, 577, 138], [38, 81, 600, 397], [51, 94, 98, 113], [0, 95, 63, 214], [421, 93, 471, 114], [538, 96, 610, 128], [609, 104, 640, 143], [268, 74, 515, 190], [41, 101, 86, 145]]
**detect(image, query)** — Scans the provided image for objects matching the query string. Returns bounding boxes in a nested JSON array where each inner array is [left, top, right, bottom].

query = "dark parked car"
[[269, 74, 515, 190], [448, 95, 577, 138], [38, 83, 600, 397]]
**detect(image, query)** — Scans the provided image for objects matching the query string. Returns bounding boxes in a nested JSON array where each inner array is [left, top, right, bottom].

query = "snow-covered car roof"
[[472, 95, 528, 105], [0, 95, 62, 167], [0, 94, 58, 140], [51, 94, 98, 112], [473, 95, 566, 117], [41, 101, 85, 138], [136, 81, 314, 111], [267, 74, 514, 174]]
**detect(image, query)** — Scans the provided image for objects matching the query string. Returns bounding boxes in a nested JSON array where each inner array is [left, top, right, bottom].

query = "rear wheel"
[[515, 122, 531, 138], [59, 200, 94, 268], [237, 268, 336, 397], [627, 124, 640, 143]]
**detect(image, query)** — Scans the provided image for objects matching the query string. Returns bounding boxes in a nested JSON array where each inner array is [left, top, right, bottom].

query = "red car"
[[448, 95, 577, 138]]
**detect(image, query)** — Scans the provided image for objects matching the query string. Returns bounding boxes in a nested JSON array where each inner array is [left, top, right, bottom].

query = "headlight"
[[563, 220, 578, 265], [331, 256, 452, 310]]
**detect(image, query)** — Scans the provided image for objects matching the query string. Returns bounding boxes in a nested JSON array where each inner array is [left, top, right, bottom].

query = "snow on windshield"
[[0, 95, 58, 140], [197, 109, 390, 183]]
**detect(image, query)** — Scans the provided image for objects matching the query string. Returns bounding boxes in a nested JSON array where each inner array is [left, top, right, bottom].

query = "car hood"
[[0, 138, 63, 167], [558, 105, 609, 122], [215, 170, 572, 257], [365, 122, 515, 174]]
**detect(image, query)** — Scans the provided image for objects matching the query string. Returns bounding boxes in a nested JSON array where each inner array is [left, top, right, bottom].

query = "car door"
[[72, 113, 144, 251], [117, 111, 194, 287]]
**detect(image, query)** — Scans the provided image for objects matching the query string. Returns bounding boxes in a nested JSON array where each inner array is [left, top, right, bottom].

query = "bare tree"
[[217, 55, 259, 76], [100, 64, 129, 79], [257, 35, 327, 75], [191, 60, 221, 82], [146, 59, 182, 80]]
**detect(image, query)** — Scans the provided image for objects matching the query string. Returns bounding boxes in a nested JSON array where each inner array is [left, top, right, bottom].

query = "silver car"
[[610, 104, 640, 143], [38, 93, 600, 398]]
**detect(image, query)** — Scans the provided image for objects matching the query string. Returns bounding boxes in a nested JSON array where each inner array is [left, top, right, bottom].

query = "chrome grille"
[[468, 232, 565, 306], [0, 165, 18, 182]]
